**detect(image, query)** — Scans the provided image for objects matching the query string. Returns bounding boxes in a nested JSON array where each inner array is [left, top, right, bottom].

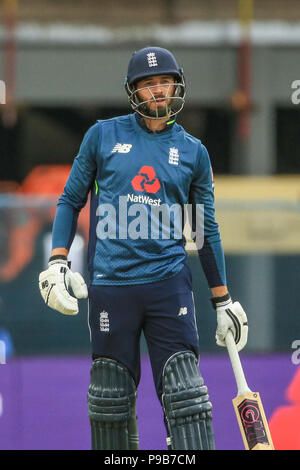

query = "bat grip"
[[225, 330, 251, 396]]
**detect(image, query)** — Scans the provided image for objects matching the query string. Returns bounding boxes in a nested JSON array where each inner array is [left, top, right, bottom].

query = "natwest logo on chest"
[[131, 165, 161, 194]]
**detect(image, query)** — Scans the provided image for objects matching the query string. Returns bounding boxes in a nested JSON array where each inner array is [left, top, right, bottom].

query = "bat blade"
[[232, 391, 274, 450]]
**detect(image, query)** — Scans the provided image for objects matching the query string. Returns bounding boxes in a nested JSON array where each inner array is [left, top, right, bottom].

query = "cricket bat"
[[225, 331, 275, 450]]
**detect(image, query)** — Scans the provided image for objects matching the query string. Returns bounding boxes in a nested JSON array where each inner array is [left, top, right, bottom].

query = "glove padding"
[[213, 296, 248, 352], [39, 258, 88, 315]]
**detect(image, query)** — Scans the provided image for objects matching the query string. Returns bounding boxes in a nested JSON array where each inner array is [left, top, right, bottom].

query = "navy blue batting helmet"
[[125, 46, 186, 119]]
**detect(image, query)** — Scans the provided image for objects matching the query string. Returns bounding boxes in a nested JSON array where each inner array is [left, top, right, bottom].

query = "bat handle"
[[225, 330, 252, 396]]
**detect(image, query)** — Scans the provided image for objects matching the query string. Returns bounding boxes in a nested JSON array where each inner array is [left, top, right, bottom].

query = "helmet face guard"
[[125, 47, 186, 120], [125, 78, 186, 120]]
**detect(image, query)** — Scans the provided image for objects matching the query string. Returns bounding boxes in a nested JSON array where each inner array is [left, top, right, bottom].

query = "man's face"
[[135, 74, 176, 117]]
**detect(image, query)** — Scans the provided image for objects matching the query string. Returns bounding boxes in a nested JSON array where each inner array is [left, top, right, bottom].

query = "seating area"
[[1, 0, 300, 26]]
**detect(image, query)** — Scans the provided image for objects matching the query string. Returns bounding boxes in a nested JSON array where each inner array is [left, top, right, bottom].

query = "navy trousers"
[[88, 264, 200, 398]]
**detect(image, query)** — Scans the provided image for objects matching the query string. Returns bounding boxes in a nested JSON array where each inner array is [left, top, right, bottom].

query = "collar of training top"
[[134, 112, 176, 134]]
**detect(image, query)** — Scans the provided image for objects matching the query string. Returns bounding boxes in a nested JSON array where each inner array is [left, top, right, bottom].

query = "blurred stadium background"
[[0, 0, 300, 450]]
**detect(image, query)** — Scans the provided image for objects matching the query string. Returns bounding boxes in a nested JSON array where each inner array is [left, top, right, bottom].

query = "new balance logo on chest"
[[112, 143, 132, 154], [168, 147, 179, 166]]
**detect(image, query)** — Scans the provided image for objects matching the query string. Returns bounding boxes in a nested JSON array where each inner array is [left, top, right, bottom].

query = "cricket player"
[[39, 46, 248, 450]]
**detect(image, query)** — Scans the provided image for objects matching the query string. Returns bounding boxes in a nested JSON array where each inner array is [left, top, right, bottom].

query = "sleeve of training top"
[[188, 143, 227, 288], [52, 123, 99, 250]]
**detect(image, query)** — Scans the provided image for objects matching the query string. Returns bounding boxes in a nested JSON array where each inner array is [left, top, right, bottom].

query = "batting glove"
[[39, 255, 88, 315], [211, 293, 248, 352]]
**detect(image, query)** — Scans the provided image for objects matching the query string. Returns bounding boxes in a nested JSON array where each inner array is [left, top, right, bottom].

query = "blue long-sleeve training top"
[[52, 112, 226, 287]]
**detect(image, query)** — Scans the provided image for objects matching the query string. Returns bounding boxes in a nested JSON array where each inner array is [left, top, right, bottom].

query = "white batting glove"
[[211, 293, 248, 352], [39, 255, 88, 315]]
